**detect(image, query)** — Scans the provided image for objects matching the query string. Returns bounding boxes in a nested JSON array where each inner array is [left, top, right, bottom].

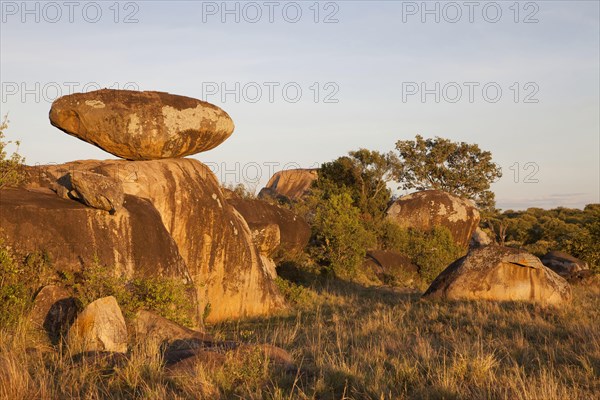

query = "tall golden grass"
[[1, 279, 599, 399]]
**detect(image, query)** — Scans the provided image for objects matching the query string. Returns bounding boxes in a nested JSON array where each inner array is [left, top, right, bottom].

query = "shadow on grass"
[[277, 261, 422, 307]]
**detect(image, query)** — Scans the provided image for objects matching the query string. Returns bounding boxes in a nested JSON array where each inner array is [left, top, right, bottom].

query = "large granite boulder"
[[49, 89, 235, 160], [0, 188, 189, 281], [423, 246, 571, 305], [19, 158, 284, 322], [67, 296, 128, 353], [540, 251, 589, 280], [227, 198, 310, 256], [258, 169, 318, 201], [386, 190, 480, 249]]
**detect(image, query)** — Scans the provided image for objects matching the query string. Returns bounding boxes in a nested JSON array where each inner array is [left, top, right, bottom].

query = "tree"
[[394, 135, 502, 210], [0, 115, 26, 189], [317, 149, 400, 220]]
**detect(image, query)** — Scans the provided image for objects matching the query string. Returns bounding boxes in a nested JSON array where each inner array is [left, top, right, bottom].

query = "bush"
[[61, 260, 196, 327], [0, 115, 26, 189], [310, 191, 377, 278], [0, 245, 52, 327], [380, 222, 465, 283]]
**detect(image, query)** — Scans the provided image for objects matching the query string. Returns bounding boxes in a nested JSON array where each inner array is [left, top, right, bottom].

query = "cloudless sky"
[[1, 0, 598, 210]]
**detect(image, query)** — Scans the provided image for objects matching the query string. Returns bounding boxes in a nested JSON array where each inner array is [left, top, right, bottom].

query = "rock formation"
[[227, 198, 311, 257], [258, 169, 318, 201], [1, 90, 284, 324], [423, 246, 571, 305], [49, 89, 235, 160], [386, 190, 480, 249]]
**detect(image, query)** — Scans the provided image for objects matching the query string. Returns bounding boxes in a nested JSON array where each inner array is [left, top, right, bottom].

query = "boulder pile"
[[1, 89, 286, 324]]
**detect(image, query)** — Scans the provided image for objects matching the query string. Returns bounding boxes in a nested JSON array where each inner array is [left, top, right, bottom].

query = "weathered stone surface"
[[423, 246, 571, 305], [258, 169, 318, 201], [251, 223, 281, 257], [49, 89, 235, 160], [363, 250, 419, 284], [69, 171, 124, 213], [0, 188, 189, 281], [29, 285, 78, 344], [386, 190, 480, 249], [67, 296, 128, 353], [228, 198, 310, 256], [21, 158, 284, 322], [540, 251, 588, 279]]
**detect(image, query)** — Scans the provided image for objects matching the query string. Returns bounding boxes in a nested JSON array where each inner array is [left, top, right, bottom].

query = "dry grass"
[[1, 278, 599, 400]]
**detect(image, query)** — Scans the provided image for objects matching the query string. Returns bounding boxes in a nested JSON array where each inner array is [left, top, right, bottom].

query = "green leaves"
[[394, 135, 502, 210]]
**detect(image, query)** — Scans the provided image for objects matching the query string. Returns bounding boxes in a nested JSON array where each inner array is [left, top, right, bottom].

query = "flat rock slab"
[[50, 89, 235, 160]]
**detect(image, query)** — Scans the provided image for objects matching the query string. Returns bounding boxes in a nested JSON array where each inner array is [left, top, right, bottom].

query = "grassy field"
[[1, 276, 599, 400]]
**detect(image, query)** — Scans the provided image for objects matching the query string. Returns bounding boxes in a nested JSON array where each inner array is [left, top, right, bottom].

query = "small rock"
[[540, 251, 589, 280], [70, 171, 124, 214], [67, 296, 128, 353], [132, 310, 213, 346], [29, 285, 78, 344]]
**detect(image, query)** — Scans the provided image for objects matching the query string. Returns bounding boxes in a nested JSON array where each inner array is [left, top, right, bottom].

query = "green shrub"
[[62, 260, 196, 327], [311, 191, 377, 278], [381, 222, 465, 283], [0, 245, 52, 327], [0, 115, 26, 189]]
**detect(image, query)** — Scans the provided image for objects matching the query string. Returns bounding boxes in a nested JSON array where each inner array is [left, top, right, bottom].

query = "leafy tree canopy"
[[316, 149, 400, 220], [394, 135, 502, 210]]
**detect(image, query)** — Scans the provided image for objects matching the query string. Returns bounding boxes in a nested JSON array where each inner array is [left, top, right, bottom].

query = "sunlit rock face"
[[6, 158, 284, 323], [386, 190, 480, 249], [423, 246, 572, 305]]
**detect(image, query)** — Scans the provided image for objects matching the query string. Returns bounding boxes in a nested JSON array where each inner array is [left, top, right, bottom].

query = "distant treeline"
[[484, 204, 600, 271]]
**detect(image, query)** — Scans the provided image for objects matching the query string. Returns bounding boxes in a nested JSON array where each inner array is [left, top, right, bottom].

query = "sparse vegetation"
[[0, 114, 26, 189]]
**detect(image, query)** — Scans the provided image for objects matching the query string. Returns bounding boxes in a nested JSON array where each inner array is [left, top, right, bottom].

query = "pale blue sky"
[[1, 0, 598, 210]]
